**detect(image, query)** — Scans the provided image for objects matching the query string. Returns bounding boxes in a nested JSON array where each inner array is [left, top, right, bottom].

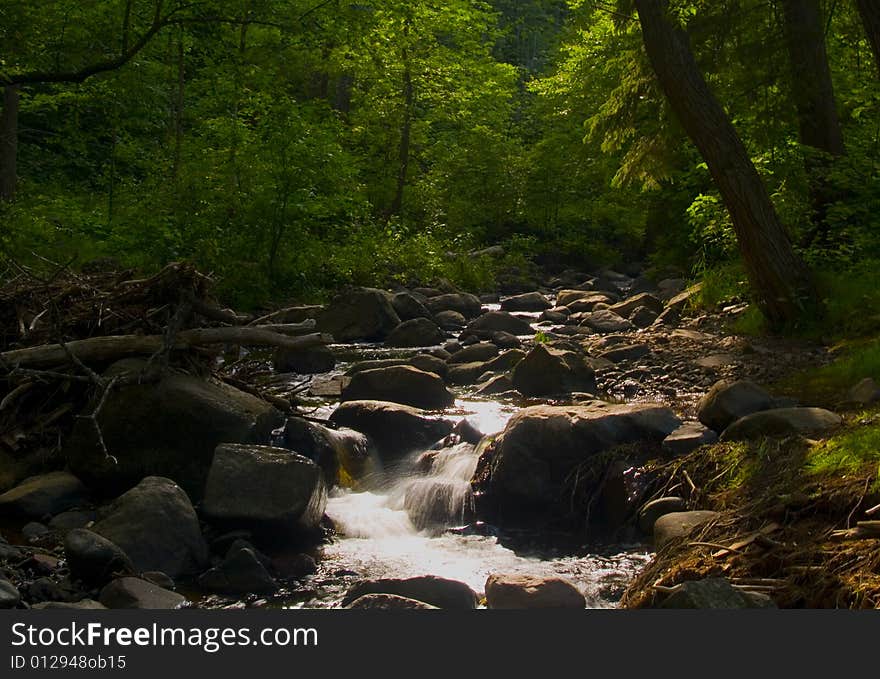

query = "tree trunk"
[[388, 19, 413, 219], [0, 85, 19, 202], [172, 32, 185, 180], [633, 0, 817, 326], [780, 0, 845, 246], [856, 0, 880, 77]]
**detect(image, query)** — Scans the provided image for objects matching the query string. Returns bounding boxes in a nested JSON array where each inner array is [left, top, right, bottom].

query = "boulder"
[[435, 310, 467, 330], [426, 293, 482, 319], [342, 365, 455, 409], [500, 292, 552, 312], [540, 310, 568, 324], [99, 577, 186, 610], [64, 360, 283, 497], [662, 422, 718, 456], [484, 403, 680, 513], [385, 318, 446, 348], [447, 362, 492, 386], [660, 578, 776, 609], [557, 289, 597, 307], [202, 445, 327, 538], [846, 378, 880, 405], [392, 292, 432, 321], [448, 342, 499, 364], [629, 306, 659, 328], [0, 579, 20, 609], [345, 358, 409, 376], [511, 345, 596, 397], [609, 293, 664, 318], [565, 294, 615, 313], [341, 575, 477, 609], [483, 349, 526, 373], [273, 345, 335, 374], [92, 477, 208, 578], [32, 600, 107, 610], [283, 417, 376, 484], [697, 380, 775, 433], [475, 375, 514, 396], [48, 510, 96, 532], [0, 471, 88, 519], [316, 287, 401, 341], [64, 528, 134, 585], [409, 354, 449, 379], [329, 401, 454, 462], [197, 546, 278, 594], [666, 283, 703, 311], [637, 497, 687, 533], [346, 593, 438, 610], [580, 309, 634, 334], [721, 408, 842, 441], [463, 311, 533, 338], [653, 510, 719, 547], [599, 344, 651, 363], [485, 573, 585, 609]]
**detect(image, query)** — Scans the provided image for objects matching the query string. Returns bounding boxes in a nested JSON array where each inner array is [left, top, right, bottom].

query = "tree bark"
[[0, 85, 19, 201], [856, 0, 880, 77], [388, 18, 413, 219], [633, 0, 817, 326]]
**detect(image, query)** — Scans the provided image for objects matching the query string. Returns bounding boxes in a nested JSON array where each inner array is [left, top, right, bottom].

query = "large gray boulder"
[[342, 365, 455, 409], [341, 576, 477, 609], [317, 287, 401, 341], [329, 401, 453, 462], [0, 471, 88, 519], [485, 573, 585, 609], [92, 477, 208, 578], [426, 293, 482, 319], [385, 318, 445, 348], [697, 380, 775, 433], [64, 360, 283, 498], [511, 345, 596, 397], [500, 292, 552, 312], [483, 403, 680, 513], [202, 445, 326, 538], [64, 528, 134, 585], [721, 408, 842, 441], [463, 311, 533, 338], [99, 577, 186, 610]]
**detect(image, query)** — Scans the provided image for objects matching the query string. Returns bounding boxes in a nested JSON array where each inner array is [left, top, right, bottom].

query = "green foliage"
[[805, 413, 880, 486], [776, 339, 880, 406]]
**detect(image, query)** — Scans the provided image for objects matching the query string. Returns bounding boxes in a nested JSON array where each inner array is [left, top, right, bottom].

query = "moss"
[[805, 412, 880, 487]]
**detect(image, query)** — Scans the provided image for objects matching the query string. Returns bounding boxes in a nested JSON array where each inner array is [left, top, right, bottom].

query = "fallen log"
[[1, 329, 332, 369]]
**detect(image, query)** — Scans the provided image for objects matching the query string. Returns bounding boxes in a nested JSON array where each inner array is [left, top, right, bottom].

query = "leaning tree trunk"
[[0, 85, 19, 202], [856, 0, 880, 78], [780, 0, 845, 246], [633, 0, 818, 327]]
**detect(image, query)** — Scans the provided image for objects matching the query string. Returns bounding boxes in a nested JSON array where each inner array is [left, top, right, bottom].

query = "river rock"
[[485, 574, 585, 609], [92, 477, 208, 578], [463, 311, 533, 338], [666, 283, 703, 311], [341, 575, 477, 609], [342, 365, 455, 409], [653, 510, 720, 547], [557, 289, 598, 307], [202, 445, 327, 539], [434, 310, 467, 329], [653, 306, 680, 327], [0, 471, 89, 519], [329, 401, 454, 462], [392, 292, 432, 321], [385, 318, 445, 348], [64, 528, 134, 585], [662, 422, 718, 456], [65, 359, 283, 497], [721, 407, 842, 441], [48, 510, 96, 532], [846, 378, 880, 405], [197, 546, 278, 594], [511, 345, 596, 397], [483, 403, 680, 514], [629, 306, 659, 328], [409, 354, 448, 379], [99, 577, 186, 610], [637, 497, 687, 533], [0, 579, 20, 608], [697, 380, 775, 433], [273, 345, 335, 374], [317, 287, 401, 341], [448, 342, 499, 364], [447, 361, 490, 385], [566, 294, 616, 313], [581, 309, 634, 334], [500, 292, 552, 312], [660, 578, 776, 609], [284, 417, 376, 483], [476, 375, 514, 396], [345, 358, 409, 375], [346, 593, 439, 609], [599, 343, 651, 363], [32, 600, 107, 610], [609, 293, 664, 318], [426, 293, 482, 318]]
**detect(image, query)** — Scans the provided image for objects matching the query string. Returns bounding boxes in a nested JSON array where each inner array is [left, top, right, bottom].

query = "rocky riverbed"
[[1, 267, 862, 610]]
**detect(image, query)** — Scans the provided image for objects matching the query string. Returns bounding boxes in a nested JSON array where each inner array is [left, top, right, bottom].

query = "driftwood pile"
[[0, 259, 330, 473]]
